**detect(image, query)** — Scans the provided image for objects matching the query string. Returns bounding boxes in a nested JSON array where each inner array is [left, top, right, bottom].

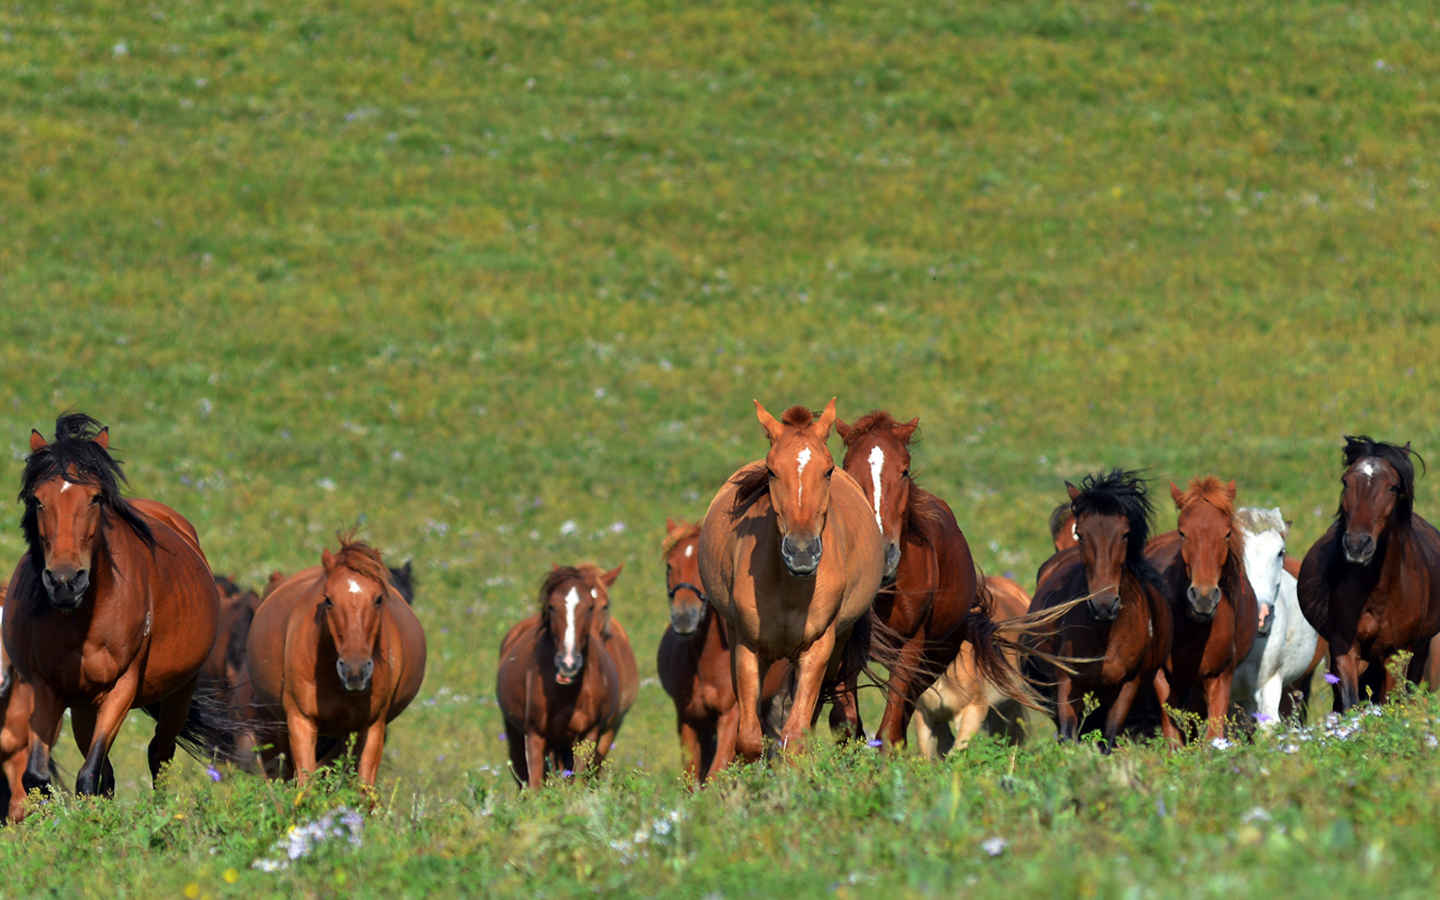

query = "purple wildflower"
[[1324, 673, 1341, 685], [867, 738, 883, 748], [561, 769, 574, 778], [207, 766, 223, 783]]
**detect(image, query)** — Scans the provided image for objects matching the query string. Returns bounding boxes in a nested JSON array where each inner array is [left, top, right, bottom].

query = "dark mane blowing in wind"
[[18, 413, 154, 566], [1339, 435, 1423, 524], [1070, 468, 1154, 568]]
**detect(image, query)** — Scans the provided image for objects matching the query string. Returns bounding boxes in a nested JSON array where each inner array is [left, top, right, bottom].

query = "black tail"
[[172, 674, 258, 767]]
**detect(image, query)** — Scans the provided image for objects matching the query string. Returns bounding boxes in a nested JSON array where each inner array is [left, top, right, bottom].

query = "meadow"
[[1, 0, 1439, 896]]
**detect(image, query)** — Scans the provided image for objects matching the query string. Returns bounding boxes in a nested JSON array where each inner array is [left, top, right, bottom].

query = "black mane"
[[1339, 435, 1423, 524], [19, 413, 154, 566], [1070, 468, 1154, 568]]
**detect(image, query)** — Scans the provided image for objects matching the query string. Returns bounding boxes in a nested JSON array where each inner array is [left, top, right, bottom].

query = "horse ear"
[[1065, 481, 1080, 501], [321, 549, 335, 572], [896, 417, 920, 442], [29, 429, 46, 452], [94, 427, 109, 451], [754, 400, 783, 441], [665, 517, 678, 533], [1225, 480, 1237, 501], [812, 397, 838, 439], [601, 564, 623, 587], [1169, 481, 1185, 509], [835, 419, 852, 442]]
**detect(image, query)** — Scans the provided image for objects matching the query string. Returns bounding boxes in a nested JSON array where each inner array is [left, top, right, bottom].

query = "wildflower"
[[980, 837, 1008, 857], [1324, 673, 1341, 685], [1282, 743, 1300, 754], [1425, 734, 1438, 749], [560, 520, 578, 536], [652, 818, 672, 836], [1241, 807, 1271, 824], [207, 765, 223, 782], [867, 738, 883, 748], [1253, 712, 1274, 725], [1211, 737, 1233, 750], [560, 769, 574, 778]]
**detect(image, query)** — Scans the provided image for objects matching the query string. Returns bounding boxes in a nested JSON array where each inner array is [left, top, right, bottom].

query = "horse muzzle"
[[1256, 604, 1273, 637], [335, 657, 374, 693], [669, 604, 704, 636], [882, 541, 901, 583], [554, 652, 583, 685], [42, 566, 90, 611], [1087, 590, 1121, 622], [1185, 584, 1222, 622], [780, 534, 822, 577], [1342, 531, 1376, 565]]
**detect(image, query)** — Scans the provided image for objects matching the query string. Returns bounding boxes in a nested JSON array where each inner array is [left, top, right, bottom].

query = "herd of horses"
[[3, 402, 1440, 816]]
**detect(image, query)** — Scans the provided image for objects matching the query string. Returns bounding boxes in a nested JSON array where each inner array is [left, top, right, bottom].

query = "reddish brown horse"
[[200, 576, 264, 770], [1146, 477, 1257, 741], [656, 520, 789, 784], [247, 539, 427, 785], [1050, 501, 1078, 553], [3, 414, 222, 799], [1030, 470, 1172, 749], [698, 399, 885, 760], [1299, 436, 1440, 709], [834, 411, 1041, 749], [497, 564, 638, 787], [1, 585, 33, 822]]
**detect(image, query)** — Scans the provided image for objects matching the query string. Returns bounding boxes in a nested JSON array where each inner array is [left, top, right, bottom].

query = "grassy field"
[[1, 0, 1438, 895]]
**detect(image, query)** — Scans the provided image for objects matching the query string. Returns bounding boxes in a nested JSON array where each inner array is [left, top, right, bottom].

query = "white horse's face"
[[1242, 527, 1286, 634]]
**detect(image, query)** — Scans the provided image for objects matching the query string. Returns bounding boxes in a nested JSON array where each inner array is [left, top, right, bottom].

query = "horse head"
[[755, 398, 838, 577], [317, 542, 395, 693], [1238, 507, 1288, 636], [539, 564, 620, 685], [1337, 436, 1419, 566], [1049, 501, 1078, 553], [1171, 477, 1241, 622], [836, 411, 919, 583], [662, 519, 706, 635], [1067, 470, 1153, 623]]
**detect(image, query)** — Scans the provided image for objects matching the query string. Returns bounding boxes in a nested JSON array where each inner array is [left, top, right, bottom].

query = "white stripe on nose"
[[562, 586, 580, 660], [868, 445, 885, 532], [796, 447, 812, 505]]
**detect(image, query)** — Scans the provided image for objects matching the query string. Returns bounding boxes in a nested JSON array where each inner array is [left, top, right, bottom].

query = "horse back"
[[903, 488, 978, 642], [130, 497, 208, 567]]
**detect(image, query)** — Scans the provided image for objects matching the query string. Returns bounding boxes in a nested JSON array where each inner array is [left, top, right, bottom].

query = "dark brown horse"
[[1146, 477, 1257, 742], [200, 575, 264, 770], [1298, 436, 1440, 709], [1029, 470, 1172, 749], [656, 520, 789, 784], [246, 539, 427, 785], [698, 400, 886, 760], [2, 414, 221, 800], [497, 564, 639, 787], [834, 411, 1042, 749]]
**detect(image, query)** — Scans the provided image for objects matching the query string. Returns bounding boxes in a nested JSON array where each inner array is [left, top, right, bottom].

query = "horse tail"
[[966, 570, 1090, 714], [171, 672, 258, 767]]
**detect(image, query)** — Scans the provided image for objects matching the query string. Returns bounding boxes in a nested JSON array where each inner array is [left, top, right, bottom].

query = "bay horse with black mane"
[[1029, 470, 1172, 749], [2, 414, 222, 802], [1298, 436, 1440, 709], [497, 564, 638, 787], [1145, 477, 1257, 742], [834, 411, 1046, 749], [246, 538, 426, 786], [698, 399, 885, 760]]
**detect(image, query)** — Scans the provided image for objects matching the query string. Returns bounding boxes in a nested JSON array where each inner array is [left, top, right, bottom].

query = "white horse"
[[1233, 507, 1320, 727]]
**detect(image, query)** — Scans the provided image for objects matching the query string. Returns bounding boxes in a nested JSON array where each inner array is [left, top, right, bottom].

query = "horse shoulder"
[[602, 617, 639, 715], [1226, 557, 1259, 661], [129, 498, 207, 566]]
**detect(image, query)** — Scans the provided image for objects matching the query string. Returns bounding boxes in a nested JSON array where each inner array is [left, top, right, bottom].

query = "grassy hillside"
[[1, 0, 1438, 895]]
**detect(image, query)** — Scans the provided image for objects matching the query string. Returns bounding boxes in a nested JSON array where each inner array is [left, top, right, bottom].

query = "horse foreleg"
[[1201, 673, 1233, 740], [677, 718, 703, 785], [1055, 674, 1077, 742], [778, 629, 838, 755], [75, 666, 141, 796], [1154, 670, 1181, 749], [705, 706, 739, 783], [1102, 677, 1142, 753], [1332, 645, 1362, 711], [912, 709, 939, 760], [875, 635, 925, 750], [355, 718, 387, 787], [1257, 673, 1284, 729], [24, 682, 62, 796], [143, 679, 198, 786], [282, 700, 320, 786], [589, 729, 617, 776], [826, 677, 863, 742], [730, 643, 765, 761], [954, 699, 989, 753], [524, 731, 547, 789]]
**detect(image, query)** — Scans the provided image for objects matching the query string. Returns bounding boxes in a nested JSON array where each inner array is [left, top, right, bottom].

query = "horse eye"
[[901, 469, 911, 479], [1177, 530, 1186, 540], [765, 468, 776, 480], [90, 494, 103, 506], [374, 594, 384, 607], [825, 466, 835, 478]]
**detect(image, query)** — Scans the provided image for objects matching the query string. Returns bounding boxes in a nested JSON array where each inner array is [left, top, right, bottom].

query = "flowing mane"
[[535, 564, 603, 616], [1069, 468, 1154, 566], [1235, 506, 1287, 537], [1175, 475, 1246, 562], [661, 522, 701, 556], [19, 413, 154, 564], [1339, 435, 1422, 523], [729, 462, 771, 519]]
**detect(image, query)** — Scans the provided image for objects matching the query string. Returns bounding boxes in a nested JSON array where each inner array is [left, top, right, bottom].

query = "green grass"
[[1, 0, 1439, 895]]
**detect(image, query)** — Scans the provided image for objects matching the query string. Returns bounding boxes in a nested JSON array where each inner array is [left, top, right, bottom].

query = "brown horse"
[[1146, 477, 1257, 742], [199, 575, 264, 770], [1050, 501, 1078, 553], [1029, 470, 1172, 749], [246, 539, 426, 785], [656, 520, 789, 784], [698, 399, 885, 760], [2, 414, 221, 800], [1298, 436, 1440, 710], [834, 411, 1040, 749], [912, 575, 1032, 757], [497, 564, 638, 787], [1, 585, 30, 822]]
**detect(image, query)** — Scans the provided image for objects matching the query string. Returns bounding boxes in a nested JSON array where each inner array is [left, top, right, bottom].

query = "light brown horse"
[[656, 520, 789, 784], [3, 414, 221, 799], [496, 564, 639, 787], [912, 575, 1031, 757], [1146, 477, 1257, 742], [698, 399, 886, 760], [834, 411, 1041, 749], [246, 539, 426, 786]]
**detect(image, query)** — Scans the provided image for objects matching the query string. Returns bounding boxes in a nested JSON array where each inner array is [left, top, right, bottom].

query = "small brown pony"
[[1029, 470, 1172, 749], [912, 575, 1032, 757], [246, 539, 427, 785], [1146, 477, 1258, 742], [3, 414, 222, 800], [698, 399, 886, 760], [497, 564, 639, 787], [834, 411, 1043, 749], [1298, 436, 1440, 709], [656, 520, 789, 784]]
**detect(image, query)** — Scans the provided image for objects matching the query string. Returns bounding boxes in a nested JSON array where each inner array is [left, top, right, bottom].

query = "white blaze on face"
[[684, 543, 694, 558], [1071, 522, 1079, 542], [795, 447, 812, 504], [60, 480, 72, 494], [562, 586, 581, 660], [347, 578, 362, 594], [867, 445, 886, 532], [1358, 459, 1379, 480]]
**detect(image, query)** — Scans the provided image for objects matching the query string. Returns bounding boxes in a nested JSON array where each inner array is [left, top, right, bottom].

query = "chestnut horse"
[[834, 411, 1043, 749], [246, 539, 426, 785], [3, 414, 221, 800], [698, 399, 885, 760], [1298, 436, 1440, 710], [912, 575, 1032, 757], [656, 520, 788, 784], [1146, 477, 1257, 742], [497, 564, 638, 787], [1029, 470, 1172, 749], [1049, 501, 1078, 553]]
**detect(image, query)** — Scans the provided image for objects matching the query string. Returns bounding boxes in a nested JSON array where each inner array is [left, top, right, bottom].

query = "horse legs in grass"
[[875, 636, 924, 749], [1055, 675, 1078, 742], [1331, 644, 1362, 712], [74, 666, 141, 796], [144, 680, 198, 785], [1102, 677, 1142, 753], [677, 719, 703, 784], [953, 700, 989, 752], [524, 731, 547, 789], [283, 700, 320, 786], [355, 719, 387, 787], [778, 629, 837, 754], [1201, 674, 1233, 740], [912, 710, 939, 760], [1154, 670, 1181, 748], [504, 729, 530, 787], [706, 706, 739, 783], [1257, 674, 1284, 728], [731, 643, 765, 761]]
